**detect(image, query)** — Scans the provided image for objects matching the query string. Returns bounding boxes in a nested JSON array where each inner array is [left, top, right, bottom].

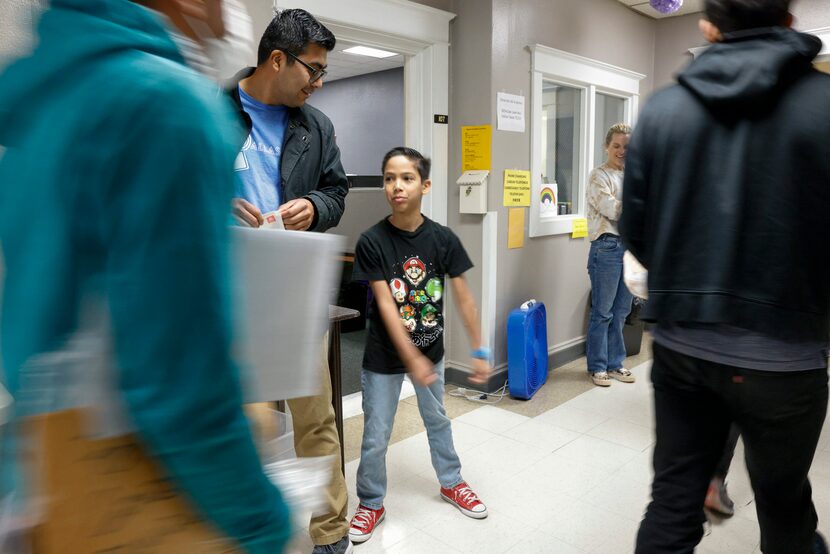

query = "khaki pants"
[[285, 336, 349, 546]]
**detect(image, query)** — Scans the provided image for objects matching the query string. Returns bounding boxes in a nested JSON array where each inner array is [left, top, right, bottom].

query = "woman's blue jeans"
[[587, 234, 633, 374]]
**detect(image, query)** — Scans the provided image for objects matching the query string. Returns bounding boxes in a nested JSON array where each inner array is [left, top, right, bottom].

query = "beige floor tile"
[[590, 518, 640, 553], [587, 418, 654, 452], [505, 529, 587, 553], [583, 472, 651, 522], [420, 505, 534, 554], [697, 514, 761, 554], [453, 405, 530, 434], [385, 529, 462, 553]]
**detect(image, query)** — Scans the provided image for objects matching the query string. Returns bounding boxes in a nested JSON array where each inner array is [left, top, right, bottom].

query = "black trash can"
[[623, 298, 645, 356]]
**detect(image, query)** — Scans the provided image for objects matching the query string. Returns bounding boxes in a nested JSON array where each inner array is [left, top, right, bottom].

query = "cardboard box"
[[29, 409, 239, 553]]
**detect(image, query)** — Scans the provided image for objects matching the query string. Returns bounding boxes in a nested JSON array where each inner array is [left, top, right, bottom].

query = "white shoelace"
[[351, 507, 375, 529], [454, 486, 479, 504]]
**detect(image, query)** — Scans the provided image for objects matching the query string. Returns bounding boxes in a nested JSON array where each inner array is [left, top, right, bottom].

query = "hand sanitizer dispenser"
[[457, 170, 489, 214]]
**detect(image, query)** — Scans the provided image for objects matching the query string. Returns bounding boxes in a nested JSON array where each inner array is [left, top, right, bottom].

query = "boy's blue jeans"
[[356, 360, 463, 509], [586, 234, 633, 374]]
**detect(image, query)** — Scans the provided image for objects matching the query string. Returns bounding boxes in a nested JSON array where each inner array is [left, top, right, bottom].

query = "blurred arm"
[[103, 89, 290, 552], [449, 275, 491, 385], [305, 119, 348, 232]]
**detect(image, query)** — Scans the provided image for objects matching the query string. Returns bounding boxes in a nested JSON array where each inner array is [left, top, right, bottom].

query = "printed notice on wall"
[[508, 208, 525, 249], [571, 218, 589, 239], [497, 92, 525, 133], [503, 170, 531, 207], [462, 125, 492, 171]]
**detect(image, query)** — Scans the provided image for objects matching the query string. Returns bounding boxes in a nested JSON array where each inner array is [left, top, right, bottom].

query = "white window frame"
[[529, 45, 645, 237]]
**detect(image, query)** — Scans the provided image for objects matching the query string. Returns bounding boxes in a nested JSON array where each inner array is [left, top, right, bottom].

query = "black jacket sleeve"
[[306, 117, 348, 232], [619, 110, 653, 268]]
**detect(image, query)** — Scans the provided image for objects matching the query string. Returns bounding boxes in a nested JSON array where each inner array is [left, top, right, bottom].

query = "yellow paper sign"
[[462, 125, 492, 171], [508, 208, 525, 249], [503, 170, 531, 207], [571, 218, 588, 239]]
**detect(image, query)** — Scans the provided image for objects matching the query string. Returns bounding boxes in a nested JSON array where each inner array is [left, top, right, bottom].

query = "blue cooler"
[[507, 300, 549, 400]]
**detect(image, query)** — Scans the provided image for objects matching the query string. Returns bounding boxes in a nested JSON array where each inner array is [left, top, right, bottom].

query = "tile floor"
[[288, 345, 830, 553]]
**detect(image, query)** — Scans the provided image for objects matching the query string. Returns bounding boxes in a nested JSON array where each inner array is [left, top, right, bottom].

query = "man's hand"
[[232, 198, 264, 228], [468, 358, 492, 386], [280, 198, 315, 231], [406, 354, 437, 388]]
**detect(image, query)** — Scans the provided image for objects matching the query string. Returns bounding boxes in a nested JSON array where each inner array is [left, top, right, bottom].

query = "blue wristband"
[[471, 347, 491, 360]]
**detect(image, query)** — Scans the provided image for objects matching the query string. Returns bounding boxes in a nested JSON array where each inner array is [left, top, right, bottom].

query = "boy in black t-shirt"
[[347, 147, 492, 545]]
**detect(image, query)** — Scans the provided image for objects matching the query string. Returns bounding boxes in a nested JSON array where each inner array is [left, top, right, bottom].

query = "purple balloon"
[[650, 0, 683, 14]]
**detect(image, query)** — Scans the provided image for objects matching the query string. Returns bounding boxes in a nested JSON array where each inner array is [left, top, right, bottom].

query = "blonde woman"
[[586, 123, 635, 387]]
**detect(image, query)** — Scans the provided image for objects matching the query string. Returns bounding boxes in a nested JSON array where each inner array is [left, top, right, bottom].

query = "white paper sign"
[[497, 92, 525, 133]]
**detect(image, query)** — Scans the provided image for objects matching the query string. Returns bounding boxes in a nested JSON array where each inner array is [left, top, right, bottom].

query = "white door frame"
[[276, 0, 455, 225]]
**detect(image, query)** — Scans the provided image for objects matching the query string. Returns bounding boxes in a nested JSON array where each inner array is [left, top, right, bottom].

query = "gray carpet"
[[340, 329, 366, 395]]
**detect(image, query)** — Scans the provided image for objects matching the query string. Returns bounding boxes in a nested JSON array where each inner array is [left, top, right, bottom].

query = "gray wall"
[[444, 0, 657, 369], [331, 189, 390, 252], [653, 12, 704, 90], [242, 0, 275, 65], [652, 0, 830, 91], [308, 68, 404, 176]]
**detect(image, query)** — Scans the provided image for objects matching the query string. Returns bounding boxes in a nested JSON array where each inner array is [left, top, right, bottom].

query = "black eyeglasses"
[[284, 50, 327, 84]]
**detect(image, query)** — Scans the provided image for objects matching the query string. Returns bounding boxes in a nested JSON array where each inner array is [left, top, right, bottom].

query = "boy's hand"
[[468, 358, 492, 385], [406, 354, 437, 388]]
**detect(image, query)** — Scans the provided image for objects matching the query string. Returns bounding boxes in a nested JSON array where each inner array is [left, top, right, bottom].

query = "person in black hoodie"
[[620, 1, 830, 552]]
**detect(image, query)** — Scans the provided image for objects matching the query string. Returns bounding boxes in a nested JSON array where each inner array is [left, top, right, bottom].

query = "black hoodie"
[[620, 28, 830, 342]]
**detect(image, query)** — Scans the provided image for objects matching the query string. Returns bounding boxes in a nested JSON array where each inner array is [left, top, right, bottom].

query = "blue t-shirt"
[[234, 85, 289, 213]]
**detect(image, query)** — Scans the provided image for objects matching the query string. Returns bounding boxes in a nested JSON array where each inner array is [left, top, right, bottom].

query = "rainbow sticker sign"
[[540, 186, 557, 215]]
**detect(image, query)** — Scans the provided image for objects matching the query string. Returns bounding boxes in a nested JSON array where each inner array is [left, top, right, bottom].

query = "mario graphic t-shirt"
[[353, 216, 473, 374]]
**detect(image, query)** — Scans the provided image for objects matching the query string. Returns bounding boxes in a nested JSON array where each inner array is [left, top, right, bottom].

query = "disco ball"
[[650, 0, 683, 14]]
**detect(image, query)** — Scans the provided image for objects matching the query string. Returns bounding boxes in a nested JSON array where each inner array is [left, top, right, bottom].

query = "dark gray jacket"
[[227, 68, 348, 232]]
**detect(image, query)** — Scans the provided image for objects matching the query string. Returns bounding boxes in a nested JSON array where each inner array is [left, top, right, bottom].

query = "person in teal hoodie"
[[0, 0, 291, 551]]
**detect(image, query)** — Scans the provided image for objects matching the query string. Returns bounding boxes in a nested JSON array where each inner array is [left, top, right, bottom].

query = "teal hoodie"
[[0, 0, 290, 550]]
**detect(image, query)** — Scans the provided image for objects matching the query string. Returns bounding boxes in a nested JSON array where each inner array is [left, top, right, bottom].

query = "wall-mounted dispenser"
[[456, 170, 489, 214]]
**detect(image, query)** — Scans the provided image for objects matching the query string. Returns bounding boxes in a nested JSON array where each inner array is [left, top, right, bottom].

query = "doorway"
[[276, 0, 454, 225]]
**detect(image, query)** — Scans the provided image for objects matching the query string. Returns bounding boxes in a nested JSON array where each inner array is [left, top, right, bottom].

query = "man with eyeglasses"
[[226, 8, 352, 554], [228, 8, 346, 233]]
